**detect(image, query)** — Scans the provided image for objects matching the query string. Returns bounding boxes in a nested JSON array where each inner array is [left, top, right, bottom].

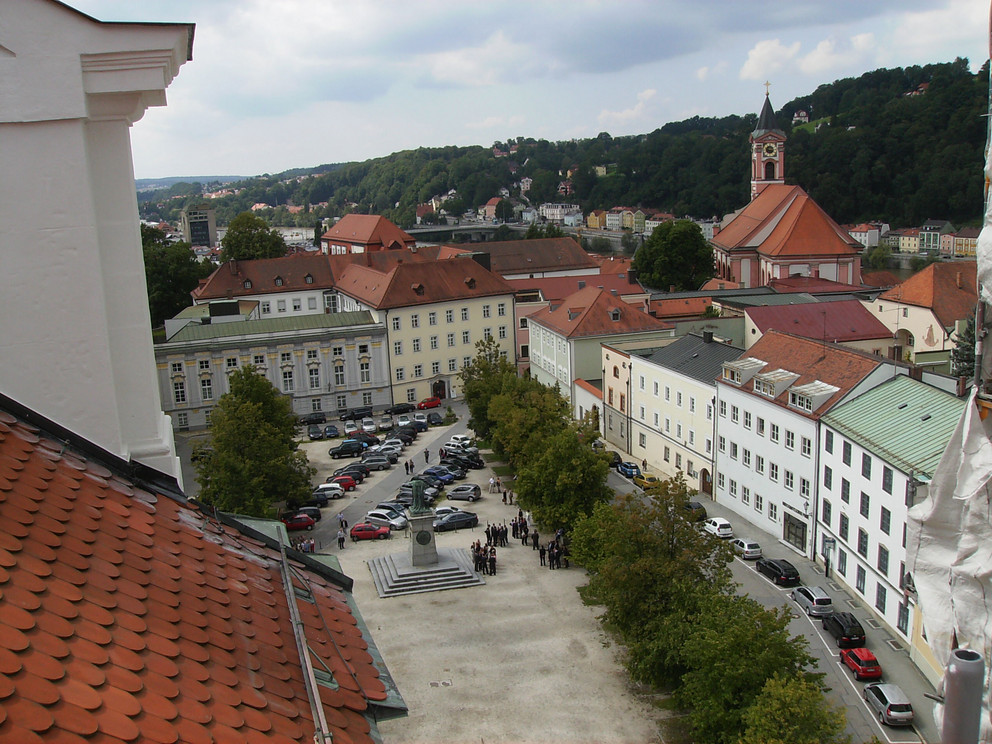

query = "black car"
[[300, 412, 326, 426], [386, 402, 416, 415], [332, 466, 366, 483], [307, 424, 324, 440], [392, 489, 437, 508], [413, 473, 445, 491], [431, 465, 466, 480], [427, 412, 444, 425], [352, 431, 380, 446], [336, 462, 370, 477], [391, 430, 415, 445], [329, 440, 365, 459], [433, 511, 479, 532], [447, 453, 485, 469], [605, 450, 622, 468], [755, 558, 801, 586], [822, 612, 866, 648], [305, 493, 330, 508]]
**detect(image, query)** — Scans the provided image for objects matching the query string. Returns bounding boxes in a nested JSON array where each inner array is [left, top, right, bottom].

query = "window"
[[498, 303, 506, 317], [769, 463, 779, 482], [860, 491, 870, 518], [770, 424, 779, 442], [253, 354, 265, 366], [498, 326, 507, 339], [841, 478, 850, 503], [310, 398, 321, 412], [689, 397, 696, 413], [204, 410, 211, 425], [393, 341, 403, 355], [334, 366, 345, 386], [731, 405, 739, 423], [406, 388, 416, 402], [306, 349, 318, 361], [176, 412, 188, 427], [897, 602, 909, 635], [675, 453, 682, 469], [800, 478, 810, 499], [822, 499, 832, 527], [856, 566, 866, 594], [857, 528, 868, 558], [718, 436, 726, 453], [173, 380, 186, 404], [277, 300, 286, 313], [292, 298, 301, 312], [825, 430, 834, 453], [482, 305, 491, 319], [462, 331, 470, 344], [448, 358, 457, 372], [360, 361, 370, 383], [784, 470, 794, 490], [878, 545, 889, 576], [520, 344, 528, 357], [666, 386, 671, 402], [839, 514, 849, 540], [309, 367, 320, 389], [638, 433, 646, 447], [461, 308, 469, 321], [463, 356, 471, 368], [443, 333, 453, 347], [413, 364, 423, 378], [861, 453, 872, 479], [875, 585, 887, 614], [754, 492, 763, 512], [880, 507, 891, 535], [411, 314, 420, 328], [742, 449, 751, 467], [676, 423, 682, 438], [677, 392, 683, 407], [483, 328, 492, 340], [717, 472, 724, 488], [519, 317, 528, 329], [882, 466, 893, 494], [639, 375, 645, 391], [768, 502, 778, 522], [654, 381, 660, 397], [741, 486, 749, 504], [688, 430, 695, 446], [332, 346, 343, 357], [429, 311, 437, 326], [730, 443, 738, 460], [281, 352, 292, 364], [837, 550, 847, 576], [665, 417, 670, 433], [822, 465, 832, 490], [198, 359, 210, 371], [707, 404, 713, 420], [336, 394, 347, 409], [743, 411, 752, 429], [362, 392, 372, 406], [171, 362, 183, 374], [719, 400, 726, 417], [756, 417, 764, 436], [308, 297, 317, 310], [639, 405, 645, 421], [785, 430, 795, 450], [282, 369, 294, 393], [687, 460, 696, 477], [392, 317, 401, 330], [432, 361, 440, 375], [842, 441, 852, 466], [430, 335, 439, 350], [412, 338, 421, 353], [664, 447, 671, 462], [261, 301, 271, 314], [801, 437, 811, 457], [755, 456, 764, 474], [729, 479, 737, 497], [654, 412, 660, 427], [446, 309, 454, 323]]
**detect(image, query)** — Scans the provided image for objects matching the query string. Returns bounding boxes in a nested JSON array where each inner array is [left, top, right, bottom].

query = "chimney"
[[669, 285, 675, 293], [610, 289, 618, 297], [229, 259, 238, 274], [703, 330, 713, 343], [956, 272, 962, 288], [628, 268, 637, 285]]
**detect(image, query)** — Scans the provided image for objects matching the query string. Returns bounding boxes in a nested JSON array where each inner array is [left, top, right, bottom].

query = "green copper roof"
[[821, 374, 964, 481], [165, 310, 378, 343]]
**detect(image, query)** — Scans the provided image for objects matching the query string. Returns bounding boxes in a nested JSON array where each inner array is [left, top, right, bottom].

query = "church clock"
[[763, 143, 777, 157]]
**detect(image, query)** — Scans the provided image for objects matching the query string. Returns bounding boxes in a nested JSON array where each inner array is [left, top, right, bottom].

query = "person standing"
[[424, 449, 430, 463], [539, 543, 547, 566], [531, 529, 539, 550], [337, 528, 346, 550], [488, 548, 497, 576]]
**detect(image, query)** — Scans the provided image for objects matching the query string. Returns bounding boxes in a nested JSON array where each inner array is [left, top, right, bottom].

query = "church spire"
[[749, 89, 786, 201], [753, 93, 782, 136]]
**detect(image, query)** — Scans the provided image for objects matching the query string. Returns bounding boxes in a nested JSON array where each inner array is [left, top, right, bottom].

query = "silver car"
[[365, 509, 408, 531], [730, 538, 762, 560], [863, 684, 914, 726], [790, 585, 833, 617]]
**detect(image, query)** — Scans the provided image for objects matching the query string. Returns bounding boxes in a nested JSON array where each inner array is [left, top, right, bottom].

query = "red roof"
[[879, 261, 977, 328], [647, 296, 713, 320], [713, 184, 860, 258], [320, 215, 415, 251], [0, 404, 396, 743], [506, 274, 641, 303], [528, 286, 672, 338], [192, 254, 335, 302], [766, 276, 865, 294], [746, 300, 891, 342]]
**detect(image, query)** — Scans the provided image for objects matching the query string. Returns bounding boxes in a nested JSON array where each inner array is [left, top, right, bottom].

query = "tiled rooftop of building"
[[0, 397, 400, 743]]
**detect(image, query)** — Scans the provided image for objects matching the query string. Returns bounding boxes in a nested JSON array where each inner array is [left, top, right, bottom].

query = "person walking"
[[539, 544, 547, 566], [531, 530, 539, 550], [337, 528, 346, 550], [424, 449, 430, 463]]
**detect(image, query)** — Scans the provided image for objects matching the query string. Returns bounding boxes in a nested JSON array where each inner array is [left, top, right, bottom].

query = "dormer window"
[[723, 368, 741, 384], [274, 276, 284, 287], [754, 379, 775, 397], [789, 392, 813, 412], [465, 277, 476, 289], [243, 280, 252, 289], [411, 283, 425, 296], [305, 274, 314, 284], [609, 309, 621, 321]]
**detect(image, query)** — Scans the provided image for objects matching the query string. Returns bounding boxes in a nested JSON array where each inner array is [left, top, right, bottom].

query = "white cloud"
[[598, 89, 657, 128], [414, 31, 537, 88], [696, 66, 710, 81], [739, 39, 801, 80], [887, 0, 987, 68], [799, 33, 875, 75]]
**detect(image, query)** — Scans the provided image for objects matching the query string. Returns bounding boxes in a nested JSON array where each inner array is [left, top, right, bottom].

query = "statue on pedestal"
[[410, 478, 430, 515]]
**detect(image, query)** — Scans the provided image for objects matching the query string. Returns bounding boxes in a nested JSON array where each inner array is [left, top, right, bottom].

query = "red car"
[[417, 397, 441, 410], [328, 475, 357, 491], [840, 647, 882, 680], [281, 513, 315, 531], [350, 522, 392, 541]]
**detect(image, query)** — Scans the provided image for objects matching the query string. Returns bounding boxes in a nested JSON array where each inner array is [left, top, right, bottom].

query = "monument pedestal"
[[409, 513, 438, 566]]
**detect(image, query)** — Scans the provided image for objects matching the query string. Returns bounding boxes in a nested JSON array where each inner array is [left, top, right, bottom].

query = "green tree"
[[487, 376, 569, 465], [141, 224, 214, 327], [220, 212, 287, 261], [632, 219, 714, 291], [588, 236, 613, 254], [862, 244, 891, 270], [194, 366, 314, 517], [951, 309, 977, 378], [459, 337, 517, 440], [620, 230, 639, 256], [494, 199, 514, 222], [677, 593, 822, 744], [739, 673, 848, 744]]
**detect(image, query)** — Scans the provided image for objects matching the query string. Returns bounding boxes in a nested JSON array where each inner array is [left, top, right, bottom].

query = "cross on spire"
[[764, 80, 771, 96]]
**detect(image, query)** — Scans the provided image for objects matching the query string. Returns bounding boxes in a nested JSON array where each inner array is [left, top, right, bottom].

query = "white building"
[[538, 203, 581, 223]]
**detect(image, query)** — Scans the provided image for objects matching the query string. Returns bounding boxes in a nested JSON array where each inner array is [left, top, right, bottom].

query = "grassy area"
[[491, 464, 514, 478]]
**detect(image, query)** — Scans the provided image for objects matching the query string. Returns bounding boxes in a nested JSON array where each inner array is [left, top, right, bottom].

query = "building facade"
[[180, 203, 218, 247]]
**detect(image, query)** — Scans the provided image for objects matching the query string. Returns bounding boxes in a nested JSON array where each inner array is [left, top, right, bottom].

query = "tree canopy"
[[194, 366, 314, 517], [141, 225, 213, 327], [220, 212, 288, 261], [632, 219, 714, 291], [952, 309, 977, 378]]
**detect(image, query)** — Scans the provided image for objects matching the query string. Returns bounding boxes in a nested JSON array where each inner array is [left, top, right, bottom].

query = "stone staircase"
[[367, 547, 485, 597]]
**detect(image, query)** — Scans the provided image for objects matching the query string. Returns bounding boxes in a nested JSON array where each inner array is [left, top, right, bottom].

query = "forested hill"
[[139, 59, 987, 230]]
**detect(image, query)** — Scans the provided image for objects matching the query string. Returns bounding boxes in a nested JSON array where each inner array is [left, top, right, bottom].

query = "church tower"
[[750, 91, 786, 200]]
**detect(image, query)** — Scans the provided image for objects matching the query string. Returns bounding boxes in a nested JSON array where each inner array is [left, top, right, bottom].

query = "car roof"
[[869, 683, 909, 702]]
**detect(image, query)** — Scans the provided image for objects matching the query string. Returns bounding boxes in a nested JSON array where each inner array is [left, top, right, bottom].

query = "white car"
[[361, 417, 377, 434], [343, 421, 359, 435], [312, 482, 346, 499], [444, 441, 480, 456], [382, 438, 406, 450], [365, 509, 408, 531], [397, 414, 413, 427], [433, 505, 461, 518], [702, 517, 734, 538], [413, 412, 428, 425], [449, 434, 474, 447], [730, 538, 762, 559]]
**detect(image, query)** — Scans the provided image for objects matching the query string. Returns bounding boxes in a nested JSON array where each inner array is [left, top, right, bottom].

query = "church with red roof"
[[712, 94, 862, 288]]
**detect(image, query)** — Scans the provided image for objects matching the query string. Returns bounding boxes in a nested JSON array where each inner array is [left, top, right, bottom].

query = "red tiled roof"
[[879, 261, 977, 328], [712, 184, 860, 258], [448, 238, 598, 276], [320, 215, 415, 251], [192, 254, 334, 302], [699, 278, 744, 290], [0, 405, 394, 744], [746, 300, 891, 342], [860, 270, 901, 289], [336, 258, 515, 309], [767, 276, 865, 294], [528, 286, 672, 338], [574, 379, 603, 398], [728, 330, 883, 417], [506, 274, 641, 303], [588, 255, 635, 275], [648, 296, 713, 320]]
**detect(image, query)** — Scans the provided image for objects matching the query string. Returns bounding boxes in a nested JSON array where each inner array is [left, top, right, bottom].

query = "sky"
[[69, 0, 989, 180]]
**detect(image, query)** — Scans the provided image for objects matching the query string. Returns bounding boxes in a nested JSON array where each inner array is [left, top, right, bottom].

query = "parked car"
[[702, 517, 734, 538], [443, 441, 479, 456], [281, 513, 315, 531], [307, 424, 324, 440], [352, 431, 380, 446], [605, 451, 622, 468], [840, 647, 883, 681], [409, 418, 428, 432], [329, 440, 365, 459], [417, 396, 442, 409], [433, 505, 461, 518], [397, 483, 439, 503], [386, 402, 415, 415], [375, 503, 407, 518], [421, 467, 454, 484], [429, 464, 466, 480], [617, 462, 641, 478], [312, 483, 346, 500], [397, 414, 413, 428], [350, 522, 392, 541], [633, 474, 660, 490], [378, 415, 394, 432], [822, 612, 866, 648], [426, 412, 444, 425], [363, 455, 393, 471], [863, 683, 914, 726], [730, 538, 762, 560], [413, 412, 428, 425], [328, 475, 357, 492], [343, 421, 359, 436], [683, 501, 707, 522], [331, 466, 365, 483], [413, 474, 445, 492], [790, 585, 833, 617], [447, 484, 482, 501], [391, 430, 415, 445], [304, 494, 331, 509], [295, 506, 322, 522], [433, 510, 479, 531], [361, 417, 377, 435], [755, 558, 801, 586], [448, 434, 474, 447], [336, 462, 370, 477], [339, 405, 372, 422], [299, 412, 326, 426], [442, 454, 484, 470], [365, 509, 408, 531], [323, 424, 340, 439], [381, 437, 406, 450]]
